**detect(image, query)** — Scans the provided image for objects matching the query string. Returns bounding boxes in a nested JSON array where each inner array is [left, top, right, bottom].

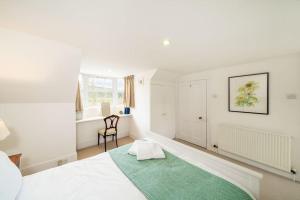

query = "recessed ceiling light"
[[163, 39, 170, 46]]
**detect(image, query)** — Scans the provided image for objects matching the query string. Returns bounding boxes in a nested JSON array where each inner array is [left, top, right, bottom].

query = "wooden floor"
[[77, 136, 134, 160]]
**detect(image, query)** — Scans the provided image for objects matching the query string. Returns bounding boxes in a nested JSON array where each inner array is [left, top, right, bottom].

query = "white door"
[[178, 80, 207, 148]]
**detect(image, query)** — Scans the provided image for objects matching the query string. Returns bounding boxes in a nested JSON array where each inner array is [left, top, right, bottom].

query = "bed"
[[14, 132, 262, 200]]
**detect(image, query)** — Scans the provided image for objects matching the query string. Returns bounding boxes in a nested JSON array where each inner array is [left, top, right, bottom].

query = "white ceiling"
[[0, 0, 300, 76]]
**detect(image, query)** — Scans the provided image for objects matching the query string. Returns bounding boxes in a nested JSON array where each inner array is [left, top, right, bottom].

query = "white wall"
[[0, 28, 81, 103], [76, 116, 131, 149], [178, 53, 300, 180], [129, 69, 156, 139], [0, 103, 77, 175], [0, 28, 81, 174]]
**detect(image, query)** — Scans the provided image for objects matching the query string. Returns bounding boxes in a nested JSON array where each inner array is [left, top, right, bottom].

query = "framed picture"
[[228, 72, 269, 115]]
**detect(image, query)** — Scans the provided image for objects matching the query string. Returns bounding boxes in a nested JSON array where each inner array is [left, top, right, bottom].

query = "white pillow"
[[128, 140, 165, 160], [0, 151, 22, 200]]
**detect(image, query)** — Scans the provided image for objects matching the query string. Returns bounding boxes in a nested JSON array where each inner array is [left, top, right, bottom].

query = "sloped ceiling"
[[0, 1, 300, 76], [0, 28, 81, 103], [151, 69, 180, 83]]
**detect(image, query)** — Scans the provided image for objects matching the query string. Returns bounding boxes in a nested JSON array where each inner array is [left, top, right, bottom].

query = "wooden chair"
[[98, 115, 120, 152]]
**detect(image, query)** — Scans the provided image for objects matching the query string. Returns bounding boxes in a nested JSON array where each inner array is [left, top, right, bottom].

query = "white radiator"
[[218, 124, 292, 172]]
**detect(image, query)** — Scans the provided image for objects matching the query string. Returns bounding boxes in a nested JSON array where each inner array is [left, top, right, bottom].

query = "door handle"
[[198, 117, 202, 120]]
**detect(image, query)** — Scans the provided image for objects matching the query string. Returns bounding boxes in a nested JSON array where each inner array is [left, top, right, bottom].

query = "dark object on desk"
[[98, 115, 120, 152], [124, 107, 130, 114], [9, 153, 22, 168]]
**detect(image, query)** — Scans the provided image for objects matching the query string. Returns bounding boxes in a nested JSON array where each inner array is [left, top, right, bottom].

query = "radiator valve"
[[291, 169, 297, 182], [291, 169, 296, 175]]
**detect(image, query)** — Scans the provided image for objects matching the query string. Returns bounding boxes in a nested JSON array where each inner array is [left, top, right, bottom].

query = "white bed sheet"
[[17, 133, 261, 200]]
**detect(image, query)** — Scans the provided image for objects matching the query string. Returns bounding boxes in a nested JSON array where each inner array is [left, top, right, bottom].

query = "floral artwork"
[[235, 81, 259, 107], [229, 73, 269, 114]]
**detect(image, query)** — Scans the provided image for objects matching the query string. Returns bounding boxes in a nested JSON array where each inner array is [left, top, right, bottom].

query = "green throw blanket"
[[109, 144, 253, 200]]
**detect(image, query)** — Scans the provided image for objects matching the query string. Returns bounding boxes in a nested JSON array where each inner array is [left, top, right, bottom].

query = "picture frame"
[[228, 72, 269, 115]]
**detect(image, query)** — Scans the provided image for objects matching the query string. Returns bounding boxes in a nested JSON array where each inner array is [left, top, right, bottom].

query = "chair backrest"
[[104, 115, 120, 132]]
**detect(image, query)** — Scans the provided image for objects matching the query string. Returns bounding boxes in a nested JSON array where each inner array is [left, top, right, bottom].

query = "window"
[[117, 78, 124, 105], [80, 74, 124, 109]]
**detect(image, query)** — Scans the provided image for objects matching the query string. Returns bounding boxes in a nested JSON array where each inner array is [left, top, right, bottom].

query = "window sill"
[[76, 114, 132, 124]]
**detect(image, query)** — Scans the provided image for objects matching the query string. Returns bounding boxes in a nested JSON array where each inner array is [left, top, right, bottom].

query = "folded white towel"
[[128, 140, 142, 156], [128, 140, 165, 160]]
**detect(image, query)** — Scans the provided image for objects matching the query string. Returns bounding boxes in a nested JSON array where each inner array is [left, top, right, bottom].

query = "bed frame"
[[147, 131, 263, 200]]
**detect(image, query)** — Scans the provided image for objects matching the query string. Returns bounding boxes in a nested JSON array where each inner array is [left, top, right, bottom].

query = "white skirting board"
[[217, 150, 299, 182], [21, 152, 77, 176]]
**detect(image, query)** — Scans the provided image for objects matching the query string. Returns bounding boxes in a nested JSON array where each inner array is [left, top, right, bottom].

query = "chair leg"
[[115, 134, 118, 147], [104, 136, 107, 152], [98, 134, 100, 146]]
